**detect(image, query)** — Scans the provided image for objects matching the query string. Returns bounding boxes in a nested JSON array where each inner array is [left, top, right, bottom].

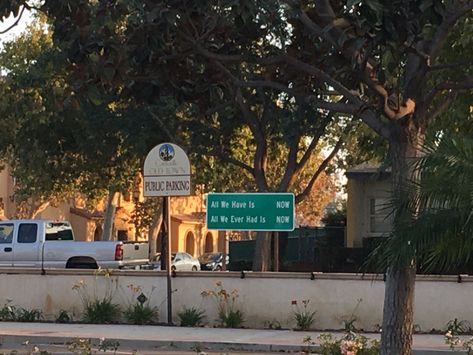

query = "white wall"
[[0, 269, 468, 332]]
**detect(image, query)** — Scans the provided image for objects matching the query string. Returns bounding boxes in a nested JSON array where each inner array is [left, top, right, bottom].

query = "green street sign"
[[206, 193, 295, 231]]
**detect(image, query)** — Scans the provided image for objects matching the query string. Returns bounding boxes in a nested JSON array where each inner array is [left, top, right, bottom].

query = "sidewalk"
[[0, 322, 465, 354]]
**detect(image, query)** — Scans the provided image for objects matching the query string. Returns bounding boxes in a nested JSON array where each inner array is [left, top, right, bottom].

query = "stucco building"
[[346, 164, 392, 248]]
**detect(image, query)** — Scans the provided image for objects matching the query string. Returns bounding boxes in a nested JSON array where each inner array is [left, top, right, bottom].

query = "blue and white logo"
[[159, 144, 175, 162]]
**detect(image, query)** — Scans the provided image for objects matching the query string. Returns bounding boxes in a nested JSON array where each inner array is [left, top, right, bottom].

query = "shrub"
[[16, 307, 43, 322], [201, 281, 245, 328], [318, 332, 380, 355], [83, 299, 120, 324], [219, 309, 244, 329], [0, 301, 43, 322], [72, 268, 121, 324], [122, 284, 159, 325], [446, 318, 472, 334], [178, 306, 206, 327], [56, 310, 72, 323], [0, 301, 17, 321], [292, 299, 316, 331], [444, 318, 473, 353], [124, 303, 158, 325]]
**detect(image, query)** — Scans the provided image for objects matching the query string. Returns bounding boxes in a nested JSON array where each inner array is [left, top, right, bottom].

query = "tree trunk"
[[148, 198, 164, 258], [29, 200, 50, 219], [381, 122, 424, 355], [252, 231, 271, 271], [381, 264, 416, 355], [102, 190, 118, 241], [273, 232, 279, 271]]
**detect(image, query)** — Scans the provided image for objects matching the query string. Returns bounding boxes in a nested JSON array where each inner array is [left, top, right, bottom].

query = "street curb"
[[0, 334, 466, 354]]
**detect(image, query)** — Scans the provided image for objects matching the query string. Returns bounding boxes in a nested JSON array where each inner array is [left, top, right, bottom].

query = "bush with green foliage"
[[15, 307, 43, 322], [292, 299, 316, 331], [72, 269, 121, 324], [178, 306, 206, 327], [321, 204, 347, 227], [0, 301, 43, 322], [56, 310, 72, 323], [123, 284, 159, 325], [0, 301, 17, 321]]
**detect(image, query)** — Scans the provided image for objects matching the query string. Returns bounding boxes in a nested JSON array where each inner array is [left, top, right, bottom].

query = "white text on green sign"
[[206, 193, 295, 231]]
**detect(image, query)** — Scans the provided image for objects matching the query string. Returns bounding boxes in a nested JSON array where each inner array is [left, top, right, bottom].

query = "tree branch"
[[362, 69, 416, 120], [429, 0, 473, 62], [235, 88, 269, 191], [426, 74, 473, 105], [147, 108, 184, 146], [294, 113, 333, 176], [295, 133, 344, 203], [428, 93, 458, 122], [428, 60, 473, 72], [193, 146, 254, 173], [0, 6, 26, 35], [278, 135, 301, 192], [211, 59, 361, 115]]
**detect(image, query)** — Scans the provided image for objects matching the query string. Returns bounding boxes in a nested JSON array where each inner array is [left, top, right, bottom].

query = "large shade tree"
[[32, 0, 352, 271], [0, 16, 166, 237]]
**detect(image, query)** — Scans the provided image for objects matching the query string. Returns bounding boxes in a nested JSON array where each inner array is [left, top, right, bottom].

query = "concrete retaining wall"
[[0, 269, 469, 332]]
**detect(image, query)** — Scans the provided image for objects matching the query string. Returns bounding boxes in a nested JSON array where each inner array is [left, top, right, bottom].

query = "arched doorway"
[[185, 231, 195, 256], [204, 232, 213, 253], [93, 225, 103, 241]]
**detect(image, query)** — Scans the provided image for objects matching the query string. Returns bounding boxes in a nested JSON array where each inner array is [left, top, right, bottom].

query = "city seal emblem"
[[159, 143, 175, 162]]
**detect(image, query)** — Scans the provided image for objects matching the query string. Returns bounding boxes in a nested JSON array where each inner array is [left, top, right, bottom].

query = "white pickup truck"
[[0, 220, 149, 269]]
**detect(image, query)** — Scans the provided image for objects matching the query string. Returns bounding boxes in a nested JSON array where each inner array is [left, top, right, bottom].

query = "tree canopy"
[[1, 1, 473, 353]]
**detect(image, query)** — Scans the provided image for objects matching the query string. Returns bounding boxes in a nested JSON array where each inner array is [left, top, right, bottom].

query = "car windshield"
[[154, 253, 176, 262], [199, 253, 221, 262]]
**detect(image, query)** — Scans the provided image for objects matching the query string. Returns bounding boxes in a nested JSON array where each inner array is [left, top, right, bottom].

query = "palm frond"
[[368, 135, 473, 273]]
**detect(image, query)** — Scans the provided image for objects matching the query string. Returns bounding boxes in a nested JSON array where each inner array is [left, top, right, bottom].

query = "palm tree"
[[371, 135, 473, 274]]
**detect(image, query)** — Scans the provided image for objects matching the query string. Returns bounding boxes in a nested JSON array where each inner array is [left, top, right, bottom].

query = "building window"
[[369, 198, 392, 234]]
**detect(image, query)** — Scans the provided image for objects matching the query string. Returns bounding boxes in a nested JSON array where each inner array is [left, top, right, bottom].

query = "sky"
[[0, 7, 34, 47]]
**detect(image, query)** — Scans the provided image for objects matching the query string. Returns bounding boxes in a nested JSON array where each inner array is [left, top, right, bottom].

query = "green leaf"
[[347, 0, 362, 8], [87, 86, 102, 106]]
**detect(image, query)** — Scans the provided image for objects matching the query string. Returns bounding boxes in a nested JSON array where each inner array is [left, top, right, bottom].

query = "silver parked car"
[[147, 252, 200, 271]]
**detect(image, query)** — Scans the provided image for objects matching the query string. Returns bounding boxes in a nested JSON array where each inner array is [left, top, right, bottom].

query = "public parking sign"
[[143, 143, 191, 197], [206, 193, 295, 231]]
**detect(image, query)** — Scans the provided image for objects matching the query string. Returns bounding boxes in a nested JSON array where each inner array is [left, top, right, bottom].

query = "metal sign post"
[[143, 143, 191, 325], [163, 195, 172, 324]]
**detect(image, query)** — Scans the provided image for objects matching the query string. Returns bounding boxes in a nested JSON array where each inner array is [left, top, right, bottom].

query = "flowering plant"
[[292, 299, 316, 330], [318, 332, 379, 355], [201, 281, 244, 328]]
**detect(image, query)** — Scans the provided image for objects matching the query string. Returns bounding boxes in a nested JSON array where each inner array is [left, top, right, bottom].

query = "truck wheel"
[[192, 266, 198, 271], [171, 265, 176, 271]]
